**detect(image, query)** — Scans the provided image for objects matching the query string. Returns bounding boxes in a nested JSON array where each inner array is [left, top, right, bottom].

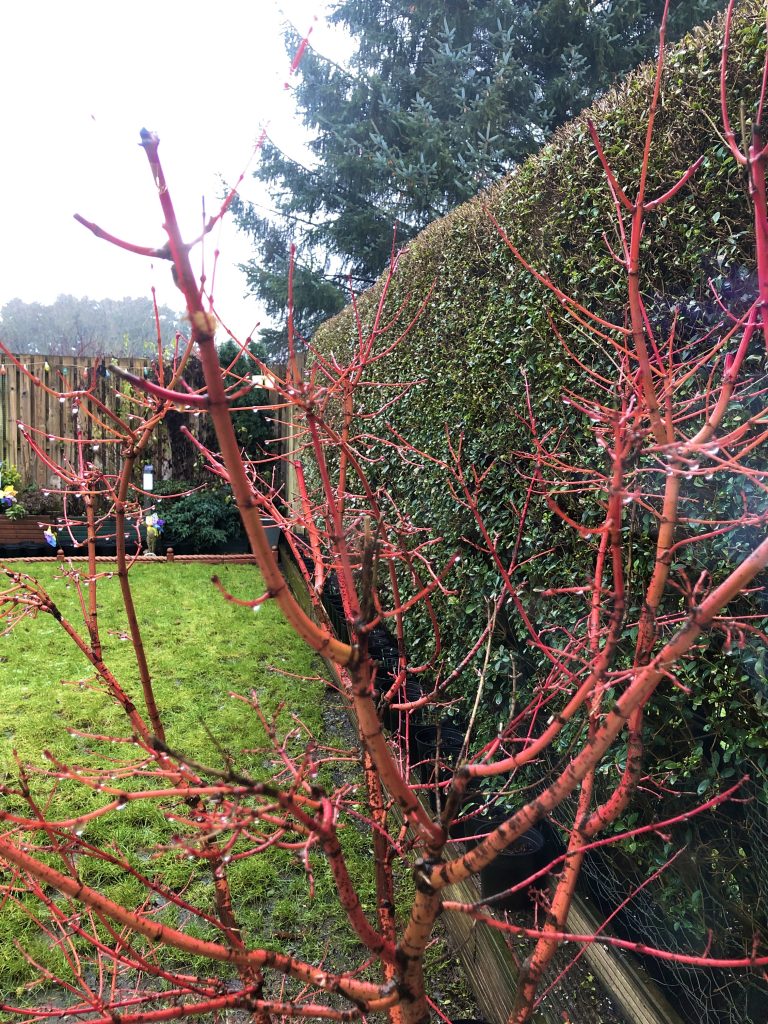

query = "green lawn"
[[0, 561, 475, 1019], [2, 562, 329, 765], [0, 561, 372, 995]]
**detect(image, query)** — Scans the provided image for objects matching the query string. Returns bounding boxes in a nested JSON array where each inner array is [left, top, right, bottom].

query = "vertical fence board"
[[0, 354, 207, 489]]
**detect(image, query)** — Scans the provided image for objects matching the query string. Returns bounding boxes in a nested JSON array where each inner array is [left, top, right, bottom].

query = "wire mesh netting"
[[574, 774, 768, 1024]]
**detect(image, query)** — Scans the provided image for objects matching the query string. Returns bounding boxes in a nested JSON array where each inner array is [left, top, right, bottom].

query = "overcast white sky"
[[1, 0, 346, 341]]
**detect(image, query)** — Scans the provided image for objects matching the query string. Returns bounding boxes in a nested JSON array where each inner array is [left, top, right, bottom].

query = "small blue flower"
[[145, 512, 164, 533]]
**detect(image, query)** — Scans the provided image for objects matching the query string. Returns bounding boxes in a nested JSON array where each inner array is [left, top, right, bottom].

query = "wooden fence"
[[277, 353, 304, 511], [0, 354, 199, 489]]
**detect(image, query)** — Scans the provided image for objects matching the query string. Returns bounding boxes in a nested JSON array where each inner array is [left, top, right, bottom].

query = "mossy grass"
[[0, 562, 374, 996]]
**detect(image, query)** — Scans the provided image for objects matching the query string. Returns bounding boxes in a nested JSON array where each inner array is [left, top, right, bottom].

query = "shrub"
[[19, 487, 63, 517], [0, 462, 22, 491], [156, 482, 244, 552]]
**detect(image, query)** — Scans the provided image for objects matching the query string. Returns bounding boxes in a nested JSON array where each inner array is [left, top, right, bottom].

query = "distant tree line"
[[0, 295, 184, 357]]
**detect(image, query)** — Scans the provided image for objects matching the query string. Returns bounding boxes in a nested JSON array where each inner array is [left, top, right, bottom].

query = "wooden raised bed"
[[0, 516, 51, 551], [0, 517, 49, 543], [0, 516, 283, 559]]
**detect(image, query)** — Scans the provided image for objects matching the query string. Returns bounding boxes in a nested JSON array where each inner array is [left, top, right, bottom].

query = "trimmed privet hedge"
[[315, 0, 767, 735], [312, 4, 768, 1016]]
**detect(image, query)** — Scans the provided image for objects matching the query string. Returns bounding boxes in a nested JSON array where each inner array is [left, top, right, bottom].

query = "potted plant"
[[412, 723, 466, 812], [0, 473, 38, 555], [464, 813, 545, 911], [1, 465, 25, 522], [0, 468, 66, 556], [3, 497, 27, 521], [144, 512, 165, 556], [377, 674, 422, 738]]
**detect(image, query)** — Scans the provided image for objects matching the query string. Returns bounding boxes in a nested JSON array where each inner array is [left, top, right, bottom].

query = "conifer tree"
[[233, 0, 724, 359]]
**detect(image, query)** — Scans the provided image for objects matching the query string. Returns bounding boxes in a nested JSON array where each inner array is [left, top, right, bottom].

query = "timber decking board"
[[567, 895, 685, 1024]]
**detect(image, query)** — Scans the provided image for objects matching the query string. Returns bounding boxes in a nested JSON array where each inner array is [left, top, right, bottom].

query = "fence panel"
[[0, 355, 200, 489]]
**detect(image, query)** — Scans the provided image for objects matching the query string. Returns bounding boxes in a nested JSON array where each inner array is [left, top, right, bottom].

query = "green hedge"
[[312, 4, 768, 1013], [315, 1, 767, 728], [315, 9, 766, 668]]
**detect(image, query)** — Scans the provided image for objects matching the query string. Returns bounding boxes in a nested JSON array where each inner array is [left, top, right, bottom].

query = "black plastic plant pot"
[[320, 575, 349, 641], [536, 818, 564, 873], [377, 652, 401, 678], [329, 605, 349, 644], [413, 724, 465, 772], [322, 573, 342, 600], [379, 675, 422, 735], [466, 818, 544, 911], [367, 624, 397, 661], [446, 797, 484, 840], [326, 593, 344, 614], [325, 594, 345, 622], [413, 724, 465, 810]]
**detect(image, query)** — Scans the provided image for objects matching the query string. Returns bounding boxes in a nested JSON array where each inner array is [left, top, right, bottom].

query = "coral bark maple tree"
[[2, 3, 768, 1023]]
